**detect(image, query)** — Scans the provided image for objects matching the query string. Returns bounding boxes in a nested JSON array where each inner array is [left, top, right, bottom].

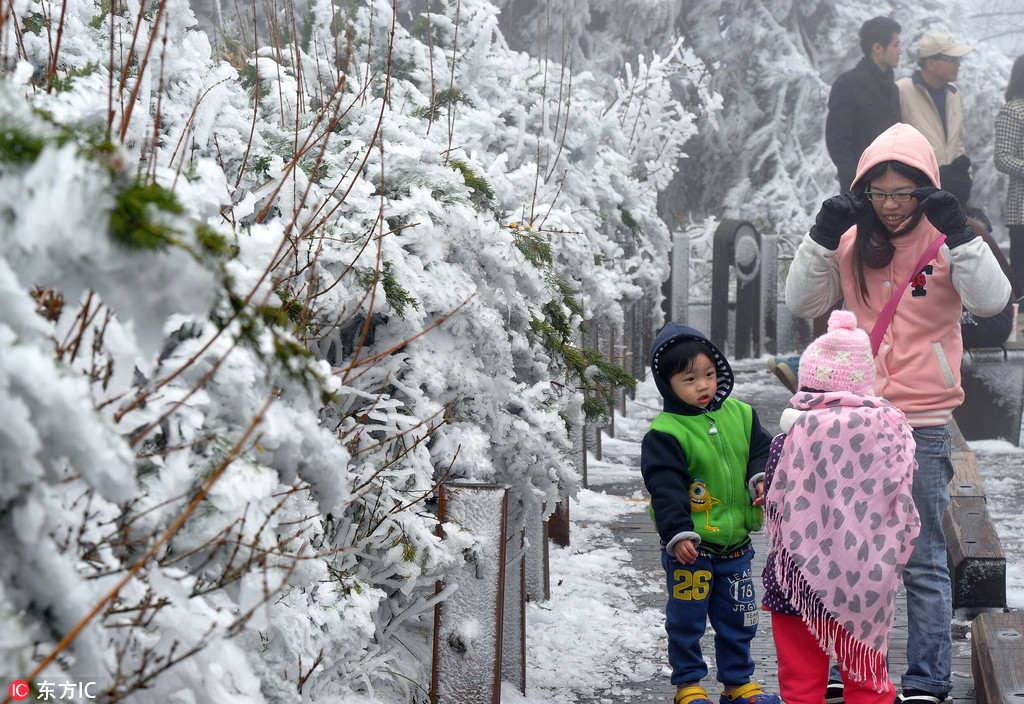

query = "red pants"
[[771, 612, 894, 704]]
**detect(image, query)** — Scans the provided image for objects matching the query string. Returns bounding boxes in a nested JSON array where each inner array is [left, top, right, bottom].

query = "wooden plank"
[[942, 496, 1006, 609], [949, 450, 985, 498], [949, 418, 985, 497], [971, 611, 1024, 704]]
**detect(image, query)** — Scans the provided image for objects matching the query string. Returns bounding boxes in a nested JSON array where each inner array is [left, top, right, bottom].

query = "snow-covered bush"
[[0, 0, 707, 700]]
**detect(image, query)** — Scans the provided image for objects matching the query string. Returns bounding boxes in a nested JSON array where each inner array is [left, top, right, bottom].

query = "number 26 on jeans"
[[672, 569, 712, 601]]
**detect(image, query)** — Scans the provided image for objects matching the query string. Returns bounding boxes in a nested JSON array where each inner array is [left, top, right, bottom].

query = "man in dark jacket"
[[825, 16, 903, 191]]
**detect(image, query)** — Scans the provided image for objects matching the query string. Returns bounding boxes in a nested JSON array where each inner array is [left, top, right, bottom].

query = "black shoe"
[[824, 680, 843, 704], [896, 690, 952, 704]]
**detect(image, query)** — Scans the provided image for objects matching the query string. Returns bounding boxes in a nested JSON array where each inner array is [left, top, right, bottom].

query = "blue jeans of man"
[[662, 542, 758, 686], [901, 425, 954, 695]]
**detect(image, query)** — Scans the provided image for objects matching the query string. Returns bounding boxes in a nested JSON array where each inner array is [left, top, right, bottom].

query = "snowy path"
[[503, 384, 667, 703]]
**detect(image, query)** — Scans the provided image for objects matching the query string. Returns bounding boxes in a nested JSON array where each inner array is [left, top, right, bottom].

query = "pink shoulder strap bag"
[[868, 235, 946, 356]]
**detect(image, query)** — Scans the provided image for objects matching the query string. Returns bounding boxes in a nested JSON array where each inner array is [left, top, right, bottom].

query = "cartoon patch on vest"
[[689, 479, 721, 532]]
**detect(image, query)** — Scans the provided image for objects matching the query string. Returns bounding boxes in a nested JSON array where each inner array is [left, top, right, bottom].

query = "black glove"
[[809, 192, 865, 250], [913, 187, 977, 248]]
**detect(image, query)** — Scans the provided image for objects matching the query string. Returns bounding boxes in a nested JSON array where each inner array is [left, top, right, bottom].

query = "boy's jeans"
[[901, 425, 954, 695], [662, 542, 758, 686]]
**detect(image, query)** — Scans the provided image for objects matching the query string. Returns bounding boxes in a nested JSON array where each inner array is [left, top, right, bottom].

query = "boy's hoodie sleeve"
[[641, 429, 700, 549], [745, 408, 773, 500]]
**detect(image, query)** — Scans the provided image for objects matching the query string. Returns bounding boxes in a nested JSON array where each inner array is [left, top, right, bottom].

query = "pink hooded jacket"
[[786, 123, 1011, 426]]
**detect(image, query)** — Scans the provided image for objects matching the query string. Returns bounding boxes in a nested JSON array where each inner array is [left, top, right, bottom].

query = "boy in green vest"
[[641, 323, 779, 704]]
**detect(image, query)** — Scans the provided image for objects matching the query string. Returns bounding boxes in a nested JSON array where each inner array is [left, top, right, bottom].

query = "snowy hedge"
[[0, 0, 707, 700], [4, 0, 1013, 701]]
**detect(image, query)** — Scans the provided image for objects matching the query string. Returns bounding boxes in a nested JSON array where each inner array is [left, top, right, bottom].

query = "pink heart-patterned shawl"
[[765, 391, 920, 692]]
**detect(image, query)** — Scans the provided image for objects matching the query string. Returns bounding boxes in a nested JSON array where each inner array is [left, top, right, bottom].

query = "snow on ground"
[[502, 377, 663, 704], [507, 491, 665, 703]]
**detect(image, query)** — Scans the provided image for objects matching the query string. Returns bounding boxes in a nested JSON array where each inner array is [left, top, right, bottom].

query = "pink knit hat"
[[798, 310, 876, 394]]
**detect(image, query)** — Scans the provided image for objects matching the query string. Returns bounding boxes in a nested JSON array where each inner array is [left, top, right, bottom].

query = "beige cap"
[[918, 31, 973, 58]]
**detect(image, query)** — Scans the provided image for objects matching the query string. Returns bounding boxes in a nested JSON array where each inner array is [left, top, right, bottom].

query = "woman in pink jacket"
[[785, 122, 1010, 704]]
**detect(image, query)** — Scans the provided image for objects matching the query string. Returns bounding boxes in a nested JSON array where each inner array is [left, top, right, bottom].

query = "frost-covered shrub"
[[0, 0, 704, 701]]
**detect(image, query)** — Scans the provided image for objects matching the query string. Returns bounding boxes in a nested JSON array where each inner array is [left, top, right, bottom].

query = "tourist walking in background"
[[763, 309, 920, 704], [786, 122, 1010, 704], [826, 16, 903, 193], [641, 324, 780, 704], [897, 31, 973, 204], [995, 54, 1024, 287]]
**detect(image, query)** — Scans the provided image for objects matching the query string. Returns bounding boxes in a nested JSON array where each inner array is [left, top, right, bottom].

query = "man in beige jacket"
[[897, 31, 974, 201]]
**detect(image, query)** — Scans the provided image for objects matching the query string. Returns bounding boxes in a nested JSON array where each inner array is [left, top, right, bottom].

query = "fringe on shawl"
[[766, 504, 890, 693]]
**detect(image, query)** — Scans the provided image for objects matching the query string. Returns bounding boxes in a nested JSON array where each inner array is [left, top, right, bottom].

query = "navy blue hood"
[[649, 323, 734, 415]]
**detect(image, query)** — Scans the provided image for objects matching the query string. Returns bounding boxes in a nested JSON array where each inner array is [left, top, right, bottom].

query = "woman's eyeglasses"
[[865, 191, 915, 203]]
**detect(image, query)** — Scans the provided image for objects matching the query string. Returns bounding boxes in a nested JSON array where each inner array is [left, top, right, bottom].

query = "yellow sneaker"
[[720, 682, 782, 704], [676, 685, 713, 704]]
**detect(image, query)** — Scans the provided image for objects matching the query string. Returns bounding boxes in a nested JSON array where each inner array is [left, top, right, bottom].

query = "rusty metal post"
[[760, 233, 779, 356], [548, 498, 570, 547], [607, 325, 616, 438], [590, 323, 604, 462]]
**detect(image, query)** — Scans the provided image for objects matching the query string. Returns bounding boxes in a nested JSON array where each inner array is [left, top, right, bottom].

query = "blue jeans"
[[662, 543, 759, 686], [825, 427, 952, 692], [901, 425, 954, 695]]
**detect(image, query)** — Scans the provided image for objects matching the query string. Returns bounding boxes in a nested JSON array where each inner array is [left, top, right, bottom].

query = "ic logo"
[[9, 680, 30, 701]]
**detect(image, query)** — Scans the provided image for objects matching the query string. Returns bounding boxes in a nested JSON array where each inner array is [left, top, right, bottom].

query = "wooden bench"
[[971, 611, 1024, 704], [943, 422, 1006, 610], [946, 421, 1020, 704]]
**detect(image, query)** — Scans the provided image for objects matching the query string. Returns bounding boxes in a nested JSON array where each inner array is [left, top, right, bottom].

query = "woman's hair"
[[849, 160, 933, 301], [1008, 55, 1024, 102], [659, 338, 714, 379]]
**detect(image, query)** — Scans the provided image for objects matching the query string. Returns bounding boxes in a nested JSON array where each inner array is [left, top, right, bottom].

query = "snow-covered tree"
[[0, 0, 709, 700]]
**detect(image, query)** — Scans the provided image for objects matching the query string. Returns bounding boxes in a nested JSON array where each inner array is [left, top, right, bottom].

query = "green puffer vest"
[[648, 398, 763, 551]]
